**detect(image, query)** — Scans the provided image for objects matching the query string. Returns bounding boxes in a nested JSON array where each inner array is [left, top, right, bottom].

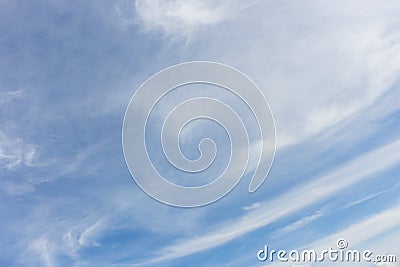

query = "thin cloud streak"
[[305, 201, 400, 251], [134, 139, 400, 265], [134, 0, 257, 40]]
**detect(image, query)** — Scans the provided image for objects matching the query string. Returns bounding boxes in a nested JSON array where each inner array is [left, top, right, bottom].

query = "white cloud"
[[134, 0, 252, 39], [289, 203, 400, 267], [342, 183, 400, 210], [78, 220, 104, 247], [243, 202, 261, 210], [60, 141, 106, 176], [135, 138, 400, 265], [0, 89, 26, 105], [127, 0, 400, 148], [305, 202, 400, 251], [178, 0, 400, 147], [0, 131, 36, 170], [274, 209, 325, 237], [21, 220, 106, 267], [0, 131, 42, 196], [27, 237, 57, 267], [3, 1, 400, 266], [62, 232, 78, 258]]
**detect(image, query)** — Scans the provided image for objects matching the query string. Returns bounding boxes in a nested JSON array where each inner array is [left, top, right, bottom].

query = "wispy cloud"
[[273, 208, 326, 237], [26, 237, 57, 267], [134, 0, 255, 39], [134, 139, 400, 265], [0, 131, 36, 170], [0, 89, 27, 104], [78, 220, 105, 247], [243, 202, 261, 211], [2, 1, 400, 266], [305, 201, 400, 252], [182, 0, 400, 147], [342, 183, 400, 210]]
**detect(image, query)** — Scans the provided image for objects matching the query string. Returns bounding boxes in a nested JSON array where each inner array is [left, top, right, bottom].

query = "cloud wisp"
[[133, 139, 400, 265], [134, 0, 256, 40]]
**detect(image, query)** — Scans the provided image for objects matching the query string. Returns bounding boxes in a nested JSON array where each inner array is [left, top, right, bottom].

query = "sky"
[[1, 0, 400, 266]]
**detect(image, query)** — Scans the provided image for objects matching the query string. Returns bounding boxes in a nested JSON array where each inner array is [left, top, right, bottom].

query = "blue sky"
[[1, 0, 400, 266]]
